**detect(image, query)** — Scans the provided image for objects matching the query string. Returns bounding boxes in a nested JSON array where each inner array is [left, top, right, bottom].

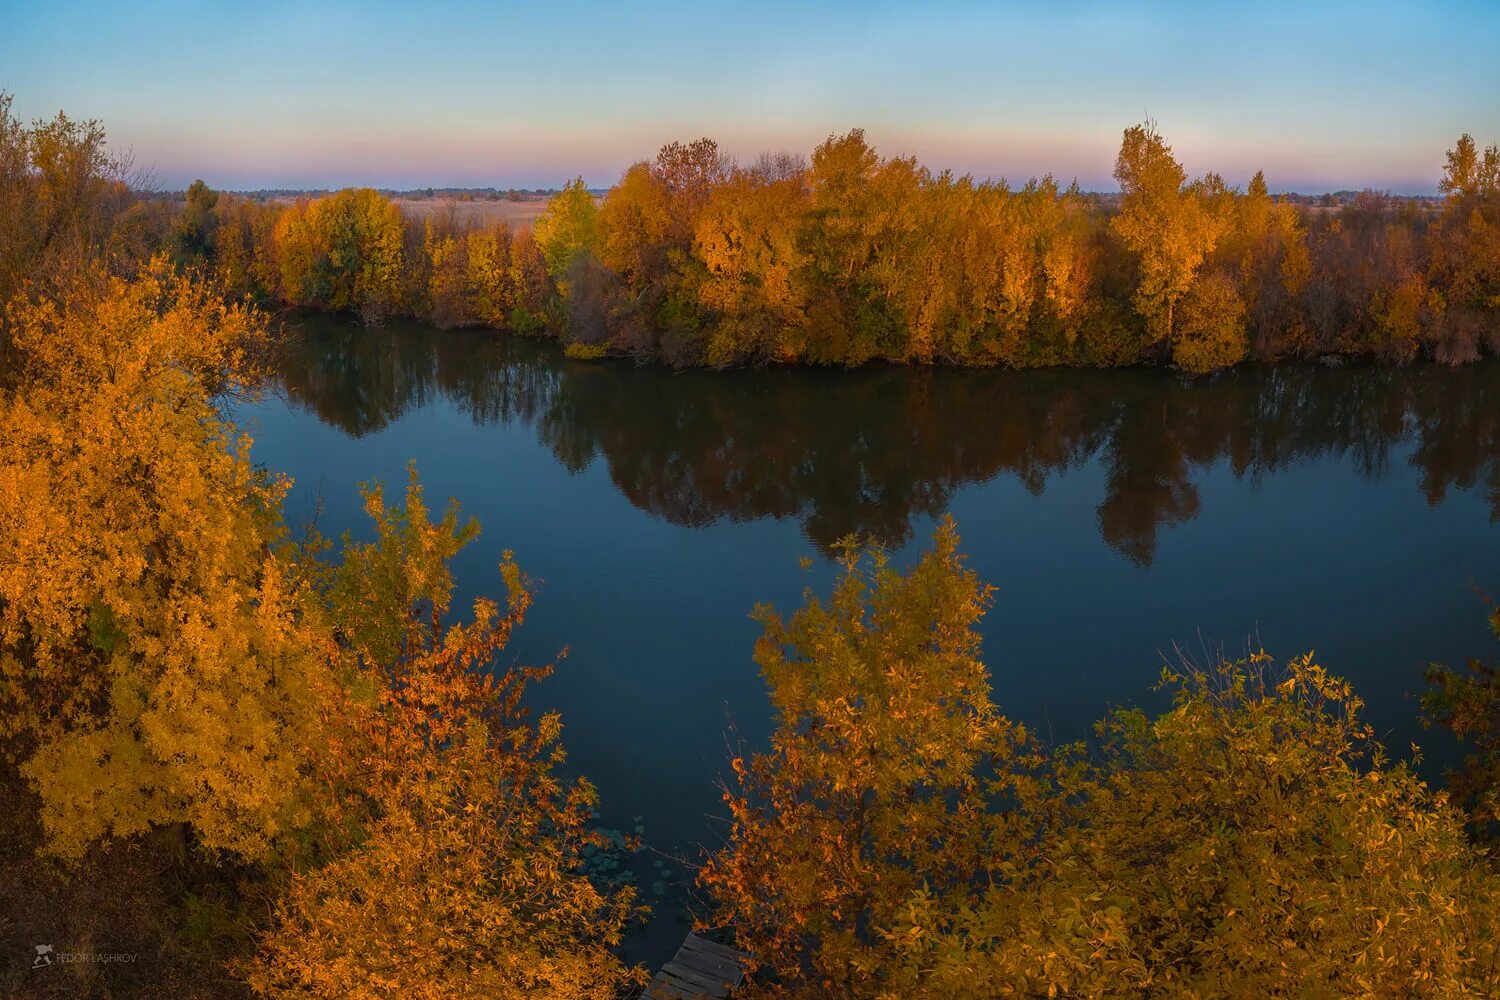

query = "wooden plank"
[[656, 978, 719, 999], [645, 930, 752, 1000], [671, 943, 744, 983], [659, 959, 727, 995], [675, 957, 744, 984]]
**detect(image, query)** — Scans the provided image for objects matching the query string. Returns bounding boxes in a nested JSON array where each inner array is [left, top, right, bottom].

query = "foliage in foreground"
[[0, 258, 640, 995], [697, 523, 1043, 995], [0, 255, 317, 861], [705, 521, 1500, 998], [245, 471, 644, 999]]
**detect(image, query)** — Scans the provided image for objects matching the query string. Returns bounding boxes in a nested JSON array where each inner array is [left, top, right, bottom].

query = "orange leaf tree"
[[0, 255, 332, 862]]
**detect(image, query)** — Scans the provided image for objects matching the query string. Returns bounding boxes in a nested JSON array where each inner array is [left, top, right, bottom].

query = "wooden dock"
[[642, 932, 752, 999]]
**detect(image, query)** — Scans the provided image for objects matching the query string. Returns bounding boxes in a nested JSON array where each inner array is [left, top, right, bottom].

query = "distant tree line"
[[159, 121, 1500, 372]]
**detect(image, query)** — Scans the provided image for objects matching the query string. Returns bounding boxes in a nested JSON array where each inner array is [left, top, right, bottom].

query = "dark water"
[[241, 314, 1500, 957]]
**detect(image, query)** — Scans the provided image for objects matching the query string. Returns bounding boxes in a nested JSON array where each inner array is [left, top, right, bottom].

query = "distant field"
[[250, 191, 617, 231], [394, 197, 553, 229]]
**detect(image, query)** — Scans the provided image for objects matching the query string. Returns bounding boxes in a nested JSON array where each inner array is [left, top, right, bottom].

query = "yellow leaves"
[[0, 256, 334, 863], [273, 189, 406, 319], [690, 168, 812, 362], [240, 467, 641, 998], [534, 177, 600, 280], [704, 519, 1045, 997], [1173, 271, 1247, 373], [329, 462, 482, 670], [708, 524, 1500, 998], [1111, 122, 1236, 353], [2, 233, 636, 995]]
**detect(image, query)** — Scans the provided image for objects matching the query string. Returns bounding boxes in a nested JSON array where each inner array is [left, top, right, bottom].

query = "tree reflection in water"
[[273, 315, 1500, 566]]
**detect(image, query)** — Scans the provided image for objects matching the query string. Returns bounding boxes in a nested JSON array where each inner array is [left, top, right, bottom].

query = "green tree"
[[172, 178, 219, 264], [533, 177, 600, 279]]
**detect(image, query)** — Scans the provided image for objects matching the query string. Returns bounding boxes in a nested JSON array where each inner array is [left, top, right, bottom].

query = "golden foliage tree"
[[597, 162, 674, 292], [464, 222, 516, 328], [71, 102, 1485, 373], [274, 188, 406, 320], [247, 468, 644, 999], [699, 520, 1041, 998], [704, 529, 1500, 998], [1427, 133, 1500, 362], [0, 256, 333, 862], [693, 167, 810, 364], [1111, 121, 1231, 353], [0, 229, 637, 997], [0, 93, 150, 365], [1173, 269, 1248, 373], [940, 655, 1500, 998]]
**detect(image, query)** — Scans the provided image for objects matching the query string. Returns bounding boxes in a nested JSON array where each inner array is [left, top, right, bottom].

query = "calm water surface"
[[240, 315, 1500, 957]]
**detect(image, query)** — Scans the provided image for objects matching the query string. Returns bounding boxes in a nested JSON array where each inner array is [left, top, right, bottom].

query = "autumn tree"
[[248, 468, 644, 999], [422, 211, 476, 329], [172, 178, 220, 264], [704, 527, 1500, 998], [213, 194, 283, 302], [464, 221, 515, 327], [274, 188, 406, 321], [699, 520, 1041, 998], [653, 137, 732, 244], [1439, 134, 1500, 204], [1226, 170, 1311, 355], [597, 161, 673, 294], [0, 256, 333, 862], [692, 166, 810, 364], [882, 654, 1500, 998], [798, 130, 889, 362], [508, 227, 554, 332], [1030, 177, 1097, 356], [1173, 269, 1247, 372], [1112, 121, 1231, 363], [14, 96, 1467, 372], [533, 177, 600, 280], [0, 94, 150, 365], [1428, 134, 1500, 362]]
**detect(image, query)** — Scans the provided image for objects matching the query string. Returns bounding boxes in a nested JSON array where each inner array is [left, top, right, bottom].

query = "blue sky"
[[4, 0, 1497, 193]]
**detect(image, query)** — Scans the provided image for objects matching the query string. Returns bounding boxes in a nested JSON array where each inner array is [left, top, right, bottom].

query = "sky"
[[4, 0, 1498, 194]]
